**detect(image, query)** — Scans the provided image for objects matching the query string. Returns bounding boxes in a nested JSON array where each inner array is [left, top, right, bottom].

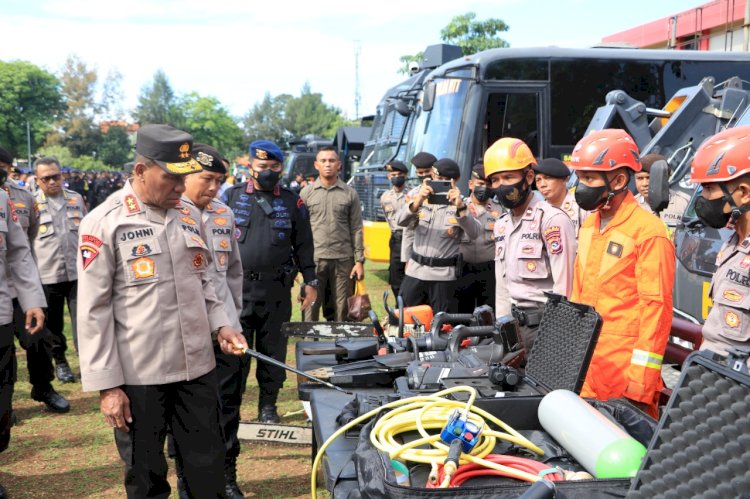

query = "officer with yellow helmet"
[[484, 138, 577, 352]]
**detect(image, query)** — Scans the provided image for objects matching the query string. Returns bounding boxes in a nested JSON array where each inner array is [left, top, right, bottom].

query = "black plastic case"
[[630, 350, 750, 498]]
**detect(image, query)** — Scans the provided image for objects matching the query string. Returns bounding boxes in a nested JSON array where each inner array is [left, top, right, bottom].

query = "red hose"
[[426, 454, 564, 488]]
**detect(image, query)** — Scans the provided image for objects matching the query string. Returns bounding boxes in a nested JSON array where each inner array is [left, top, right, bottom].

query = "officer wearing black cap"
[[401, 152, 439, 265], [78, 124, 248, 498], [533, 158, 588, 233], [221, 140, 317, 426], [381, 160, 408, 297], [456, 163, 503, 313], [180, 143, 246, 498], [397, 158, 479, 312]]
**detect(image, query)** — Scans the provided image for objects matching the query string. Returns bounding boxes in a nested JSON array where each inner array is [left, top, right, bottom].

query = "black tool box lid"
[[524, 293, 603, 394], [630, 350, 750, 497]]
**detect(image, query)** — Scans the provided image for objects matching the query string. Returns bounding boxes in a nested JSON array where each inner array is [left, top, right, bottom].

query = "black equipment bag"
[[350, 396, 652, 499]]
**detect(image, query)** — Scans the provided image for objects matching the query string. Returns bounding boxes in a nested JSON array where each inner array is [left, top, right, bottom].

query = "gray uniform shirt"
[[460, 199, 501, 264], [3, 180, 38, 299], [182, 196, 243, 331], [702, 232, 750, 366], [32, 188, 87, 284], [635, 190, 690, 227], [0, 189, 46, 324], [558, 192, 589, 235], [396, 200, 479, 281], [380, 188, 406, 233], [77, 180, 230, 392], [493, 193, 578, 316]]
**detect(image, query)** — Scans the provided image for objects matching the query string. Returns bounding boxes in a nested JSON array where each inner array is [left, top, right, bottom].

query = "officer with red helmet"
[[568, 129, 675, 418], [691, 125, 750, 365]]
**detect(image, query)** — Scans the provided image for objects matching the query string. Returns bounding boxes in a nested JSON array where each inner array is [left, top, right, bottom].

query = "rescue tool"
[[232, 343, 353, 395]]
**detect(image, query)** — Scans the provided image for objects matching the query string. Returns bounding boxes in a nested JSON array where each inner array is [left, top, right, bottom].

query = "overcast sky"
[[1, 0, 704, 121]]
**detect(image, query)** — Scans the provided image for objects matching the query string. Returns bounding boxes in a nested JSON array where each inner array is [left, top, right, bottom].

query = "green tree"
[[134, 69, 183, 126], [242, 92, 292, 147], [97, 124, 133, 167], [179, 92, 244, 158], [35, 144, 74, 168], [284, 83, 343, 141], [0, 60, 63, 158], [399, 12, 510, 74], [48, 54, 100, 157]]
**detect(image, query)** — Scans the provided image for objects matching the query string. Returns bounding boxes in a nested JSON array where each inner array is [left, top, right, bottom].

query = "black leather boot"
[[224, 457, 245, 498]]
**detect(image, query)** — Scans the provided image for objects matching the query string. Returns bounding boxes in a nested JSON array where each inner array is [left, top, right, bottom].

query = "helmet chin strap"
[[599, 172, 628, 210], [719, 183, 750, 222]]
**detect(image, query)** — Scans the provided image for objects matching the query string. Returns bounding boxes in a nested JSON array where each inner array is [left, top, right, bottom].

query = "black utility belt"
[[411, 252, 459, 267], [511, 304, 543, 327]]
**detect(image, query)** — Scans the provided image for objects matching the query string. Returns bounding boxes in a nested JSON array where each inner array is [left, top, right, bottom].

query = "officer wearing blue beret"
[[221, 140, 317, 488]]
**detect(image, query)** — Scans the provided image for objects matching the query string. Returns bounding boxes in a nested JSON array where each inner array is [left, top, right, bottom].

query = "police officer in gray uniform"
[[179, 143, 246, 498], [0, 149, 68, 413], [401, 152, 438, 265], [31, 157, 87, 382], [533, 158, 588, 234], [397, 158, 479, 312], [380, 160, 408, 298], [78, 125, 247, 498], [457, 163, 501, 313], [0, 185, 46, 498]]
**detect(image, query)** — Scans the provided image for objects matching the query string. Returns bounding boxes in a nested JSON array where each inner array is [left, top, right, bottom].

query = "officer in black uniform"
[[222, 140, 318, 427]]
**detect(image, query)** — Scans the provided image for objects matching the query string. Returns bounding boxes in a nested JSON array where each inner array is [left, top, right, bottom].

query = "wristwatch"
[[305, 279, 320, 289]]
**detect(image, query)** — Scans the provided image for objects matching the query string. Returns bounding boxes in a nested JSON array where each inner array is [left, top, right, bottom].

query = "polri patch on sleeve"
[[607, 241, 623, 258], [80, 244, 100, 270], [543, 226, 563, 255]]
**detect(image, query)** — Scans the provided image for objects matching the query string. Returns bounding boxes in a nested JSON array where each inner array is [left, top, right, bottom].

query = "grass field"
[[0, 261, 391, 498]]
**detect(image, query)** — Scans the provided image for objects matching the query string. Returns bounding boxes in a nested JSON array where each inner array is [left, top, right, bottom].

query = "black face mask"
[[254, 169, 280, 190], [472, 185, 493, 203], [390, 176, 406, 188], [574, 183, 609, 211], [495, 178, 530, 209], [694, 196, 730, 229]]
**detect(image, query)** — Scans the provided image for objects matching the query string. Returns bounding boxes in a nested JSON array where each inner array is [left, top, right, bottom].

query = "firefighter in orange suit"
[[568, 129, 675, 418]]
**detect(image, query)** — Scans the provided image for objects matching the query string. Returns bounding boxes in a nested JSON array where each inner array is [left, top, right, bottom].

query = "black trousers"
[[456, 261, 496, 314], [388, 233, 406, 298], [114, 371, 225, 499], [42, 280, 78, 359], [239, 287, 292, 403], [399, 275, 456, 313], [214, 341, 250, 463], [12, 299, 54, 392], [0, 324, 15, 454]]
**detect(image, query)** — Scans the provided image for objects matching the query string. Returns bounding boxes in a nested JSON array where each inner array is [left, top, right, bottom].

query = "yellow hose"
[[310, 386, 543, 498]]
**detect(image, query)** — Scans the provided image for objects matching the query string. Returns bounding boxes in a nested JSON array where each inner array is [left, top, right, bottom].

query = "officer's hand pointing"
[[25, 307, 45, 335], [218, 327, 248, 356]]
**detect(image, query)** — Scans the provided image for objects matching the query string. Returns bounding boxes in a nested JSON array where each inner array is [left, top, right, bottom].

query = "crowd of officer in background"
[[2, 121, 750, 498]]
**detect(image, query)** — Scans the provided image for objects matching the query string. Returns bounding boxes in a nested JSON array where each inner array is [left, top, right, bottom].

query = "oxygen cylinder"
[[537, 390, 647, 478]]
